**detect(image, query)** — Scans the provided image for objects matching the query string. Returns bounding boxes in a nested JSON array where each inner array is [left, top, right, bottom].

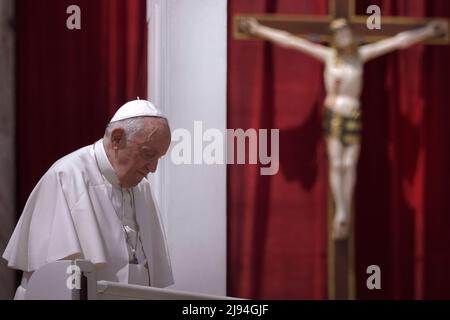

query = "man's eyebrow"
[[141, 146, 161, 158], [141, 146, 155, 153]]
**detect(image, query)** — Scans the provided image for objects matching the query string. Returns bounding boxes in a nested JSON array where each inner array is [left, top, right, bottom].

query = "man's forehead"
[[140, 118, 169, 135], [135, 118, 170, 146], [138, 132, 171, 155], [142, 116, 167, 126]]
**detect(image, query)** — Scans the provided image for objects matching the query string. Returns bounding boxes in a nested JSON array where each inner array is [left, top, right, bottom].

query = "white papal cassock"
[[2, 138, 174, 298]]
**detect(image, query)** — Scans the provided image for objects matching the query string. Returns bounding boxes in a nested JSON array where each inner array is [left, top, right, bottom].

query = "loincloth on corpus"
[[323, 107, 362, 146]]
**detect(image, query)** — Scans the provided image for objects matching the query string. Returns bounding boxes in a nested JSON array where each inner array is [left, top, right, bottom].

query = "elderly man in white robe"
[[3, 99, 174, 300]]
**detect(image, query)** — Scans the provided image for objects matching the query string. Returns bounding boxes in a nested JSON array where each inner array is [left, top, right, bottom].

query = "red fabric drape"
[[17, 0, 147, 209], [355, 0, 450, 300], [228, 1, 329, 299], [228, 0, 450, 299]]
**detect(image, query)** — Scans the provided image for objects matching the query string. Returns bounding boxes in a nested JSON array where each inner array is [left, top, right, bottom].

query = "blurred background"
[[227, 0, 450, 300], [1, 0, 450, 300]]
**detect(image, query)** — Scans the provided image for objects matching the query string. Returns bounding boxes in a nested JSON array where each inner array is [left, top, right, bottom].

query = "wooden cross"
[[234, 0, 449, 44], [233, 0, 448, 301]]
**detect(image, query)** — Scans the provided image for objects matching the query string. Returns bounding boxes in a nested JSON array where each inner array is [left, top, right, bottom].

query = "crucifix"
[[234, 0, 449, 44], [233, 0, 448, 300]]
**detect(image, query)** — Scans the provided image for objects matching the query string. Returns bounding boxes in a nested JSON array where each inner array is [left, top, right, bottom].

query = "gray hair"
[[104, 117, 148, 142], [104, 116, 169, 142]]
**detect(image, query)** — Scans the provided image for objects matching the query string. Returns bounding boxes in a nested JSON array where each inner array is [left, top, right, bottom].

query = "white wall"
[[147, 0, 227, 296]]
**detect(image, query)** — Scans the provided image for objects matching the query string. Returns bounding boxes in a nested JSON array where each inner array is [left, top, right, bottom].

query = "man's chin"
[[120, 179, 142, 189], [119, 174, 148, 188]]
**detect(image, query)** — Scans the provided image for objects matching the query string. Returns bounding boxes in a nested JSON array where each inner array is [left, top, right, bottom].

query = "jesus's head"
[[330, 18, 357, 54]]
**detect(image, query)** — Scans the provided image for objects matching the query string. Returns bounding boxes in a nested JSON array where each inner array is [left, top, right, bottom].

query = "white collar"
[[94, 139, 121, 187]]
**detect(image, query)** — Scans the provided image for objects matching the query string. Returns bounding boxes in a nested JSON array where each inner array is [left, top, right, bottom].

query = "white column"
[[147, 0, 227, 295], [0, 0, 16, 299]]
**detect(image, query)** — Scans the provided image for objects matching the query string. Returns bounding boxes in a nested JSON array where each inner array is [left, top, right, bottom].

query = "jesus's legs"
[[327, 138, 361, 240], [339, 143, 361, 239], [327, 138, 346, 240]]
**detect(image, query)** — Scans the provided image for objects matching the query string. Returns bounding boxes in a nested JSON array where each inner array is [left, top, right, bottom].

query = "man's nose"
[[146, 160, 158, 173]]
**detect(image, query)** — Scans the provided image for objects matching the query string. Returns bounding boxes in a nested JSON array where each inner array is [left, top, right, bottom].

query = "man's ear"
[[110, 128, 126, 149]]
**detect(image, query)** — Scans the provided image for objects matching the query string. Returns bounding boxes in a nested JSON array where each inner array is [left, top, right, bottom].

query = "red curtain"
[[228, 1, 329, 299], [355, 0, 450, 300], [227, 0, 450, 299], [16, 0, 147, 209]]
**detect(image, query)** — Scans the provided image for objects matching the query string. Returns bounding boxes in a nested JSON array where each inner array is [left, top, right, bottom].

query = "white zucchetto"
[[109, 99, 165, 123]]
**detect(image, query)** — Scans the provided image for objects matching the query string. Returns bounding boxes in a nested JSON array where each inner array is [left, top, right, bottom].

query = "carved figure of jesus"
[[241, 17, 445, 239]]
